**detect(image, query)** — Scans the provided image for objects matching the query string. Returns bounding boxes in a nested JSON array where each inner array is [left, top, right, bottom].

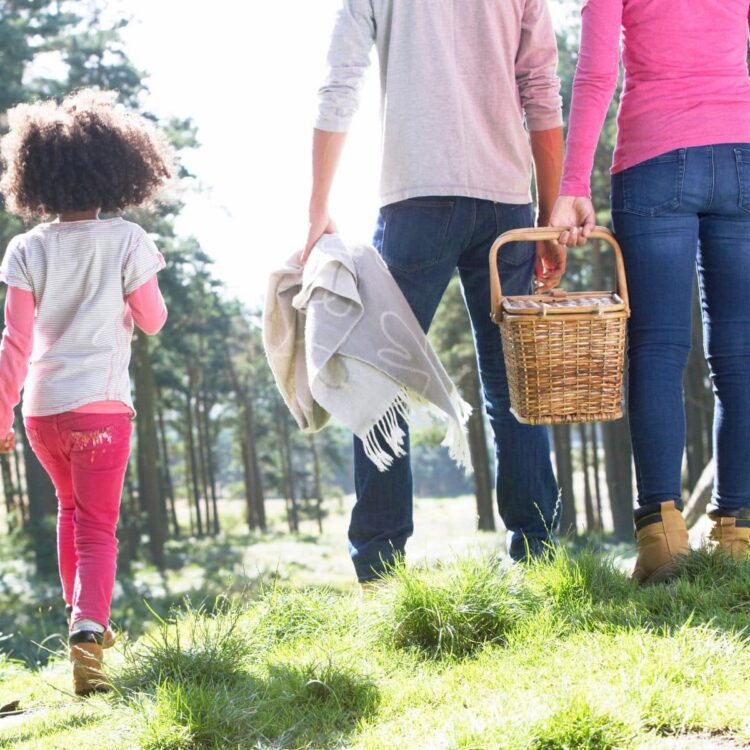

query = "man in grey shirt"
[[305, 0, 566, 583]]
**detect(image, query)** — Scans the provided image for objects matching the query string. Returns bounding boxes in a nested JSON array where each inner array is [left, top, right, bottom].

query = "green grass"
[[2, 547, 750, 749], [377, 556, 535, 658]]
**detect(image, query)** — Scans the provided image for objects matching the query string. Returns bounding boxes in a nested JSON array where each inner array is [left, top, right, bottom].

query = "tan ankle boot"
[[632, 500, 690, 585], [708, 514, 750, 560], [67, 608, 116, 649], [69, 633, 110, 696]]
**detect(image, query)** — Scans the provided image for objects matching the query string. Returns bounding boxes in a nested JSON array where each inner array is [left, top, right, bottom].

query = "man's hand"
[[549, 196, 597, 248], [302, 208, 337, 264], [0, 430, 16, 454], [535, 239, 567, 291]]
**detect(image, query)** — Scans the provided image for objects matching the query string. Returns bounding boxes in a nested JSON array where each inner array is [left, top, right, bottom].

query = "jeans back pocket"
[[620, 149, 686, 217], [380, 198, 455, 273]]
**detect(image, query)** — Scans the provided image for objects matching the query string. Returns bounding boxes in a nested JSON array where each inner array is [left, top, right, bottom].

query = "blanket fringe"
[[362, 391, 411, 472], [362, 389, 473, 473], [441, 400, 473, 472]]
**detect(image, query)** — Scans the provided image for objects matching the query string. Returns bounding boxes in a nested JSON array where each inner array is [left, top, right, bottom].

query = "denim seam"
[[734, 149, 750, 214]]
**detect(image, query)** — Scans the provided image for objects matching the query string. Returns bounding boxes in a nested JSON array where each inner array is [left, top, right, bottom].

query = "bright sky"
[[120, 1, 572, 307]]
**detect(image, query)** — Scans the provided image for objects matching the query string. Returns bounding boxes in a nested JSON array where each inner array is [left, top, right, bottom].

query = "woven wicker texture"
[[489, 227, 630, 425]]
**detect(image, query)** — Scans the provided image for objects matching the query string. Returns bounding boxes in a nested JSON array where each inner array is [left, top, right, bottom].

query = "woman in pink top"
[[550, 1, 750, 584], [0, 90, 171, 694]]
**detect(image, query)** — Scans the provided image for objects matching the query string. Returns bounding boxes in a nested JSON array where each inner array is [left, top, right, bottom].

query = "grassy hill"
[[2, 545, 750, 749]]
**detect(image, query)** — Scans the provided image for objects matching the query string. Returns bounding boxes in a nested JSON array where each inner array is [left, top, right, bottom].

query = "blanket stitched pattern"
[[263, 234, 472, 472]]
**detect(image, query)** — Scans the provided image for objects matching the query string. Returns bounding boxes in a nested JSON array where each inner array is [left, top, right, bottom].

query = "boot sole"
[[635, 561, 681, 587]]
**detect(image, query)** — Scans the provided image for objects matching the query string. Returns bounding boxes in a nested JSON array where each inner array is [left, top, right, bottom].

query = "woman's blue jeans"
[[348, 198, 559, 582], [612, 144, 750, 515]]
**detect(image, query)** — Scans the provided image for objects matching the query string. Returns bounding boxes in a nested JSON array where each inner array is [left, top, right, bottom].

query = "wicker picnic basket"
[[489, 226, 630, 425]]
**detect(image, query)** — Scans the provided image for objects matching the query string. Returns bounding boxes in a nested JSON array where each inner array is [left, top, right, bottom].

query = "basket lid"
[[501, 291, 625, 316]]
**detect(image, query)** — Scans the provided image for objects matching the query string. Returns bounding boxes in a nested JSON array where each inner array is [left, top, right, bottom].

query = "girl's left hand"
[[0, 430, 15, 454], [549, 196, 597, 247]]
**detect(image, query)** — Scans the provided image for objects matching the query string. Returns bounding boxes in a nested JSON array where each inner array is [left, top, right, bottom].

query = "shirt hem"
[[380, 185, 532, 207], [22, 394, 135, 419]]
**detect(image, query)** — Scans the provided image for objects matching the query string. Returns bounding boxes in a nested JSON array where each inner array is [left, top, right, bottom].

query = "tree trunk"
[[602, 417, 634, 541], [200, 392, 220, 535], [247, 430, 266, 530], [277, 403, 299, 533], [193, 388, 212, 535], [309, 435, 325, 534], [132, 331, 166, 569], [590, 424, 603, 532], [465, 366, 495, 532], [579, 423, 597, 532], [226, 353, 266, 532], [1, 454, 17, 532], [552, 423, 576, 535], [118, 460, 139, 572], [183, 435, 196, 537], [239, 436, 257, 529], [157, 403, 179, 539], [184, 390, 203, 536], [12, 430, 27, 525]]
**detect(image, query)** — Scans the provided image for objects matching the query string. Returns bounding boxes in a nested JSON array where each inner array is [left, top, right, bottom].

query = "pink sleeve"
[[559, 0, 624, 198], [127, 275, 168, 336], [0, 287, 35, 435]]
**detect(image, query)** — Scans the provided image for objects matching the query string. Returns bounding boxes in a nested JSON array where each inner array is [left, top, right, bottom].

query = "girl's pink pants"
[[25, 412, 132, 627]]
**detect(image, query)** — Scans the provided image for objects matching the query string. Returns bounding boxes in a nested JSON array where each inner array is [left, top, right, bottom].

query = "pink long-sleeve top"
[[560, 0, 750, 198], [0, 276, 167, 436]]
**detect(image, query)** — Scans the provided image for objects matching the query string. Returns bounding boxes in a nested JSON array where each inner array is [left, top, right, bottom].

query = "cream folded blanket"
[[263, 234, 472, 472]]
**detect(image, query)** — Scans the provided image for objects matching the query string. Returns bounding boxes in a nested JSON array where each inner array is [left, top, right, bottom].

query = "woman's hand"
[[0, 430, 15, 454], [549, 196, 597, 247]]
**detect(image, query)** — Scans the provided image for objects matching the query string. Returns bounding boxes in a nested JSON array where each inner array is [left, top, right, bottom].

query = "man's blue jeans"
[[348, 197, 559, 581], [612, 144, 750, 515]]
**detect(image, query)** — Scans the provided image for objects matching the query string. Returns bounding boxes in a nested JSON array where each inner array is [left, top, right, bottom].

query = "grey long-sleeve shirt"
[[316, 0, 563, 207]]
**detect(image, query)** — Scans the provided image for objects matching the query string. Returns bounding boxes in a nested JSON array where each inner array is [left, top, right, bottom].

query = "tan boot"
[[632, 500, 690, 585], [708, 513, 750, 560], [69, 632, 110, 696]]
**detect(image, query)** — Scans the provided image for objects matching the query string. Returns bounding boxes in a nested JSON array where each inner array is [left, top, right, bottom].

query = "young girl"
[[0, 89, 171, 694]]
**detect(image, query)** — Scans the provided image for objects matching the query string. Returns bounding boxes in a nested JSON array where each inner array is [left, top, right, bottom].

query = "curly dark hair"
[[0, 89, 173, 218]]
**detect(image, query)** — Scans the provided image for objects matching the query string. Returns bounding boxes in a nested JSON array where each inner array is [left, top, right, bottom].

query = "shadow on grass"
[[0, 708, 103, 749], [113, 593, 377, 749], [129, 660, 379, 750]]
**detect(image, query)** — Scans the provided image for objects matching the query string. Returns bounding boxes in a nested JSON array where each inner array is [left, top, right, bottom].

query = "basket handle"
[[489, 226, 630, 322]]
